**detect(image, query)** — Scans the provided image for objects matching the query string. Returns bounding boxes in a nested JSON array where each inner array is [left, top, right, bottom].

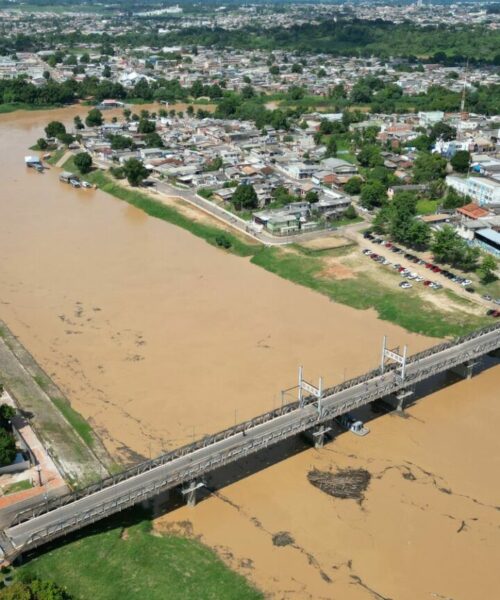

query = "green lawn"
[[0, 103, 63, 115], [3, 480, 32, 495], [416, 199, 439, 215], [251, 247, 489, 338], [18, 513, 262, 600], [51, 398, 95, 449]]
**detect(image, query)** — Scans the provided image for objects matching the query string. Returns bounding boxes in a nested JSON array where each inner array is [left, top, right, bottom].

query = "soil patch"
[[308, 468, 371, 502]]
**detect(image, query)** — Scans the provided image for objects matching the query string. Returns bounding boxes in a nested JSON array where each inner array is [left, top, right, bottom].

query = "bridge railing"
[[9, 322, 500, 526]]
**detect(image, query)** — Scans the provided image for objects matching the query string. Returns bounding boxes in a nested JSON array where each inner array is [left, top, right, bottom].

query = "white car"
[[461, 279, 472, 286], [399, 281, 412, 289], [414, 276, 424, 282]]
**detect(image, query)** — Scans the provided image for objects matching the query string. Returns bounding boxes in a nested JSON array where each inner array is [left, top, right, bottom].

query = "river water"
[[0, 108, 499, 599]]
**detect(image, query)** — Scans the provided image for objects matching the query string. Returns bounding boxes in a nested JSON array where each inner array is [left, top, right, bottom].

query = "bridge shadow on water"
[[18, 355, 499, 564]]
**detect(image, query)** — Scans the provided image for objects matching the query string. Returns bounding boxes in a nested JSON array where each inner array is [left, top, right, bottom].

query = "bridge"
[[1, 323, 499, 561]]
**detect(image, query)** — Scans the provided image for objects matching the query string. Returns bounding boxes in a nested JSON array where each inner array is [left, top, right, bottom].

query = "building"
[[445, 175, 500, 206], [474, 228, 500, 257]]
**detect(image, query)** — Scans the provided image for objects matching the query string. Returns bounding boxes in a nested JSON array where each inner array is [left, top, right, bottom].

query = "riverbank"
[[0, 320, 111, 487], [15, 509, 262, 600], [64, 157, 489, 338]]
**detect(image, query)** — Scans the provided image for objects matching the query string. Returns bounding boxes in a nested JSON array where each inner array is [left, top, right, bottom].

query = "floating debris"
[[307, 468, 371, 502], [272, 531, 294, 547]]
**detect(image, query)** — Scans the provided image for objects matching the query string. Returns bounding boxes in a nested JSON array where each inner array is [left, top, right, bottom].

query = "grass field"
[[251, 247, 490, 338], [416, 198, 439, 215], [17, 512, 262, 600], [3, 480, 33, 495], [0, 103, 62, 115]]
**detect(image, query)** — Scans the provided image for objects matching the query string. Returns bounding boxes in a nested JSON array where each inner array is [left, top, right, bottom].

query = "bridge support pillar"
[[181, 480, 204, 508], [386, 388, 413, 414], [450, 360, 476, 380], [311, 424, 332, 449]]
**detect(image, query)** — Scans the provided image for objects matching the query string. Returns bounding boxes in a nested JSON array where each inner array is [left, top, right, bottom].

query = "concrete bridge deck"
[[2, 323, 499, 560]]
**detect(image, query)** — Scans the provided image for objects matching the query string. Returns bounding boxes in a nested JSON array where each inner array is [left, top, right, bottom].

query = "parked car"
[[482, 294, 493, 301], [399, 281, 412, 289], [465, 286, 475, 294]]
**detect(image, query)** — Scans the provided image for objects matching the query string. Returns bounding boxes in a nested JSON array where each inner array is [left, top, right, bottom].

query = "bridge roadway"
[[2, 323, 499, 558]]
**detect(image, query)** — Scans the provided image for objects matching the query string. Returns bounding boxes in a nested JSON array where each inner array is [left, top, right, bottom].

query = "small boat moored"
[[335, 414, 370, 437]]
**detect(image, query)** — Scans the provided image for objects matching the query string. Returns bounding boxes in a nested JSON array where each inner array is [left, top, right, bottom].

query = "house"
[[457, 203, 490, 220], [97, 99, 125, 109], [319, 157, 358, 175]]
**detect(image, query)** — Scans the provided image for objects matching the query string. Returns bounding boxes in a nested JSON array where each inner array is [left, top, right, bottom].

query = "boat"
[[335, 414, 370, 436], [24, 155, 41, 168]]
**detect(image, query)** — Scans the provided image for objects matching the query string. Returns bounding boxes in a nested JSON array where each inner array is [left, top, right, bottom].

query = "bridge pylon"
[[381, 336, 408, 382], [181, 479, 204, 508], [450, 358, 477, 380]]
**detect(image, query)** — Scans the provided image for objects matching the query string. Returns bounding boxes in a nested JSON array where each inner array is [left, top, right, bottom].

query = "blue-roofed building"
[[474, 228, 500, 257]]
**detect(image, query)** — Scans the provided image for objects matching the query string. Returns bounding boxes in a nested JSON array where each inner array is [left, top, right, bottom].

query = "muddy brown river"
[[0, 108, 499, 599]]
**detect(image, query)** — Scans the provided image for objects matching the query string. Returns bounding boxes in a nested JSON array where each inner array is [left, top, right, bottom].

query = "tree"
[[74, 152, 92, 174], [305, 190, 319, 204], [269, 65, 280, 76], [144, 132, 163, 148], [204, 156, 223, 172], [343, 204, 357, 220], [123, 108, 131, 121], [44, 121, 66, 138], [429, 121, 456, 142], [357, 144, 382, 168], [360, 181, 387, 209], [344, 176, 363, 195], [0, 403, 15, 428], [291, 63, 303, 74], [451, 150, 471, 173], [80, 52, 90, 64], [478, 255, 497, 284], [102, 65, 111, 78], [123, 158, 149, 186], [413, 152, 447, 182], [85, 108, 103, 128], [73, 115, 84, 130], [406, 220, 431, 250], [232, 184, 258, 211], [432, 225, 480, 270], [0, 428, 16, 466], [325, 136, 337, 158], [36, 138, 48, 150], [442, 187, 467, 209], [137, 119, 155, 134]]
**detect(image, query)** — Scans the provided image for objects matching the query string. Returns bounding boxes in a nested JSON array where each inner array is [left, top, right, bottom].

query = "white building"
[[446, 175, 500, 206]]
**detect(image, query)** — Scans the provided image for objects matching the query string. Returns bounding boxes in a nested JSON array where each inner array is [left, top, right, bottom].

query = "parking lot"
[[361, 232, 500, 318]]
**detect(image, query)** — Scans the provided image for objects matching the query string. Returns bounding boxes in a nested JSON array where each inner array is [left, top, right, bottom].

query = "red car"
[[423, 280, 432, 286], [425, 263, 432, 269]]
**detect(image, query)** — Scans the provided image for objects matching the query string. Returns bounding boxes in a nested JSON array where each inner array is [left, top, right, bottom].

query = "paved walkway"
[[0, 392, 67, 527]]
